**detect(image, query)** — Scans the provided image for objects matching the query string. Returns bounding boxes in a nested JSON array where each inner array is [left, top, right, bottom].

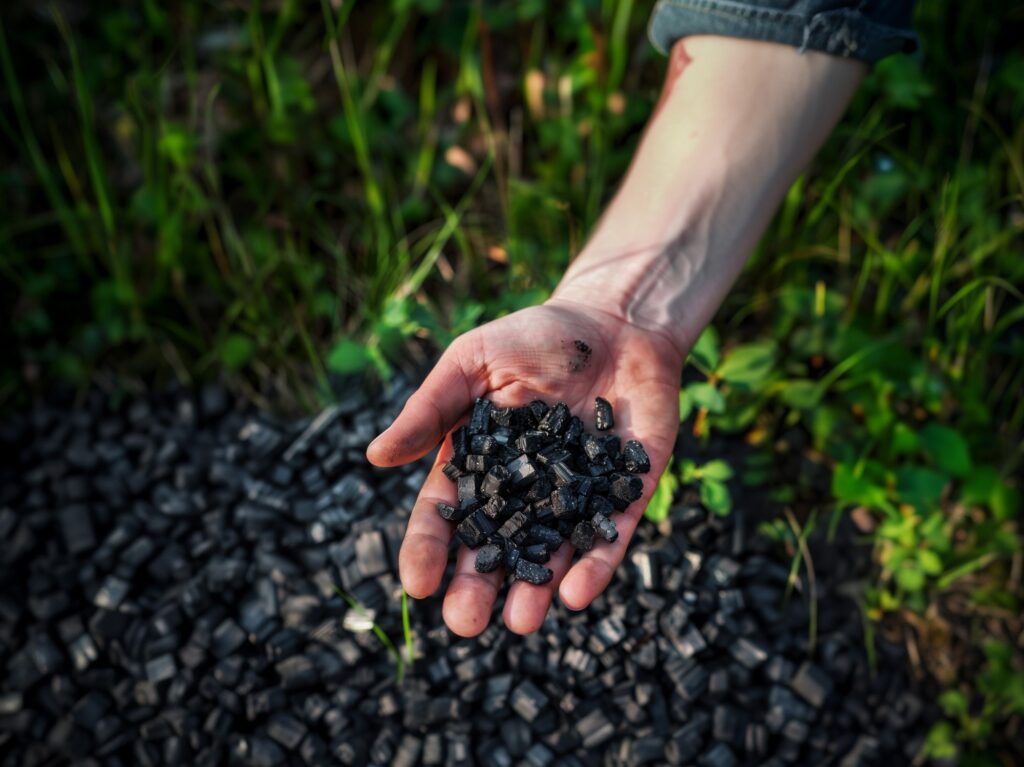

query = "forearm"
[[552, 36, 865, 357]]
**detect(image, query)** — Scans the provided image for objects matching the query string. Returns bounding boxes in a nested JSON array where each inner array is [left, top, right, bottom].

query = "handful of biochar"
[[436, 397, 650, 585]]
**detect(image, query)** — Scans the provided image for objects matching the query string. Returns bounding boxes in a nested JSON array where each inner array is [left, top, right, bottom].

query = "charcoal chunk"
[[581, 433, 606, 461], [457, 474, 481, 509], [470, 434, 497, 455], [538, 402, 570, 434], [475, 544, 503, 574], [497, 510, 530, 543], [570, 521, 596, 552], [610, 474, 644, 506], [145, 654, 177, 683], [562, 416, 584, 445], [527, 524, 561, 551], [480, 465, 510, 497], [456, 511, 497, 549], [591, 512, 619, 543], [522, 544, 550, 564], [516, 430, 547, 454], [622, 439, 650, 473], [514, 560, 553, 585], [790, 661, 833, 708], [506, 454, 538, 487], [482, 495, 508, 521], [267, 711, 307, 749], [551, 486, 578, 520], [594, 397, 614, 431], [465, 454, 493, 473], [211, 619, 247, 658], [730, 637, 768, 669], [469, 398, 493, 435], [510, 680, 549, 722], [437, 501, 467, 523]]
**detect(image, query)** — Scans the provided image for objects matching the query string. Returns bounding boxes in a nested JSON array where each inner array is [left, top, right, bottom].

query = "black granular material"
[[439, 398, 649, 585], [0, 382, 934, 766]]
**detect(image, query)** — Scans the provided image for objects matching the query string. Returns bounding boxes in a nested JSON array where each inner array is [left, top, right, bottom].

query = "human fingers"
[[502, 542, 574, 634], [399, 443, 459, 599], [367, 338, 480, 467], [441, 544, 502, 638]]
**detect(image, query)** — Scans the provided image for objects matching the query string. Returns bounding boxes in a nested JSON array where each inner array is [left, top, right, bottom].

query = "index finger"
[[399, 440, 459, 599], [367, 338, 481, 467]]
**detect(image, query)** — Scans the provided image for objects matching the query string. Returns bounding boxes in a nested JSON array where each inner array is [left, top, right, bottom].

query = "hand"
[[366, 297, 684, 636]]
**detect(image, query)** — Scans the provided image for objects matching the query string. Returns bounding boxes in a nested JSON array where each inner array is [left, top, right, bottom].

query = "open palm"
[[367, 298, 684, 636]]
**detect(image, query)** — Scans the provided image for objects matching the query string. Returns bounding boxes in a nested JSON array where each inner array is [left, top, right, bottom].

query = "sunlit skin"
[[368, 37, 864, 636]]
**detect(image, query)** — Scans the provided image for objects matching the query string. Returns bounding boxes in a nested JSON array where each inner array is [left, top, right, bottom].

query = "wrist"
[[552, 37, 864, 364]]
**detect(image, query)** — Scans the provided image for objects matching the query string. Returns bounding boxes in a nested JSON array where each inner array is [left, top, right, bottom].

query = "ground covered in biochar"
[[0, 382, 937, 766]]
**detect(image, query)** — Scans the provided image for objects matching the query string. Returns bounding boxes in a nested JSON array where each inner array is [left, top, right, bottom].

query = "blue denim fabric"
[[648, 0, 917, 63]]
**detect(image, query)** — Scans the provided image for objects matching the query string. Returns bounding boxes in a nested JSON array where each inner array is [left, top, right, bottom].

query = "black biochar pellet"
[[594, 397, 614, 431], [437, 398, 648, 585]]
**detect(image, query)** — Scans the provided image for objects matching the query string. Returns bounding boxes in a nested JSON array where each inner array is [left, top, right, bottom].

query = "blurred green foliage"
[[1, 0, 1022, 761]]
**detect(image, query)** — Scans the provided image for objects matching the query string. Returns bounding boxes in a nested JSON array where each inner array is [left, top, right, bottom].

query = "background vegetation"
[[1, 0, 1021, 761]]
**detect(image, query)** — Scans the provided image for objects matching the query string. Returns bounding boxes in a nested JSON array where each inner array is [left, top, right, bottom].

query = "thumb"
[[366, 337, 481, 467]]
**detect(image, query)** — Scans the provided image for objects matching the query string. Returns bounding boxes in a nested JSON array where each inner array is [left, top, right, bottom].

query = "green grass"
[[1, 1, 1022, 761]]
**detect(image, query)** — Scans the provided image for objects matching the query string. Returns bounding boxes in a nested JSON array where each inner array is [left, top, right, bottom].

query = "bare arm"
[[553, 36, 865, 356], [368, 37, 865, 637]]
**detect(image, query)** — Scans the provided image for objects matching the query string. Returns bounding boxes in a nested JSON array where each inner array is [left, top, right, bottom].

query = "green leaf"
[[832, 464, 891, 511], [698, 460, 733, 481], [701, 478, 732, 515], [686, 382, 725, 414], [938, 689, 968, 718], [716, 341, 776, 386], [895, 563, 926, 592], [690, 325, 720, 370], [920, 423, 972, 477], [962, 465, 1021, 521], [779, 379, 821, 409], [896, 465, 949, 506], [327, 338, 372, 374], [891, 422, 919, 455], [220, 333, 254, 370], [678, 388, 693, 423], [918, 549, 943, 576], [922, 721, 958, 760], [645, 467, 677, 523]]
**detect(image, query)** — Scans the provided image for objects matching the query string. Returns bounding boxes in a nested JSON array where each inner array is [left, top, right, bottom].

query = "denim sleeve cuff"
[[648, 0, 919, 64]]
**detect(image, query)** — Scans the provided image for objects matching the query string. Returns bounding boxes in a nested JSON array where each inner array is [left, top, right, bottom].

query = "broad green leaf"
[[701, 478, 732, 515], [645, 467, 677, 523], [698, 460, 733, 481], [895, 563, 926, 592], [779, 379, 820, 409], [918, 549, 943, 576], [327, 338, 372, 374], [962, 465, 1021, 521], [920, 423, 972, 477], [716, 341, 776, 386], [896, 465, 949, 506], [678, 388, 693, 423], [686, 382, 725, 414], [961, 464, 998, 506], [992, 483, 1021, 522], [938, 689, 968, 717], [891, 422, 919, 455], [832, 464, 891, 511], [922, 722, 958, 760], [690, 326, 720, 370], [220, 333, 254, 370]]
